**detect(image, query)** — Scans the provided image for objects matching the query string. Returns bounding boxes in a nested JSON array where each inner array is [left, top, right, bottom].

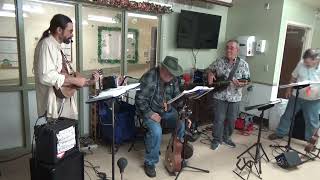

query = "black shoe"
[[223, 139, 236, 148], [144, 164, 156, 178], [211, 141, 220, 150]]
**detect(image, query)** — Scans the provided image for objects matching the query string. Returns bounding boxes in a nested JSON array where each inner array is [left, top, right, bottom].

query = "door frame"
[[286, 21, 313, 58], [275, 21, 313, 98]]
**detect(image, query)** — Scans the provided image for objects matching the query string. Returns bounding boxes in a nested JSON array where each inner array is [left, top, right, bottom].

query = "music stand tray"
[[86, 83, 140, 180], [233, 100, 281, 180]]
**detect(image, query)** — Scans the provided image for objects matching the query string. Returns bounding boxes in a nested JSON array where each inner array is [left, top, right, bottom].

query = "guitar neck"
[[192, 79, 249, 86]]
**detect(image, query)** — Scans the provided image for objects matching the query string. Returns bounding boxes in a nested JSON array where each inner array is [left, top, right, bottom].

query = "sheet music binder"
[[167, 86, 214, 104], [279, 81, 320, 89], [86, 83, 140, 103]]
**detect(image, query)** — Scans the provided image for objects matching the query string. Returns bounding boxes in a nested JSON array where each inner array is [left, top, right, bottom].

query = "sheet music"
[[279, 81, 320, 89], [87, 83, 140, 103], [245, 99, 282, 111], [167, 86, 214, 104]]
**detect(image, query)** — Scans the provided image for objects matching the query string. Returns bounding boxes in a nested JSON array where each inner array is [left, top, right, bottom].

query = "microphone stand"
[[86, 83, 140, 180]]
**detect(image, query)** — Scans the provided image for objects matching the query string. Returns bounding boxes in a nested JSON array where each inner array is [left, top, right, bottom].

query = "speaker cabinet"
[[275, 151, 302, 169], [34, 118, 79, 164], [30, 151, 84, 180]]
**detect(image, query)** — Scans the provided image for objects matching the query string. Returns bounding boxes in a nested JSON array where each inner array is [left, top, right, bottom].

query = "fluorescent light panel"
[[128, 13, 157, 20], [2, 3, 44, 14], [71, 18, 88, 26], [88, 15, 117, 23], [0, 10, 28, 17], [29, 0, 73, 7]]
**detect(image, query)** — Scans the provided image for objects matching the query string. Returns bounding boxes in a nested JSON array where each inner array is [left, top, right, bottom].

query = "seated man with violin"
[[34, 14, 100, 120], [207, 39, 250, 150], [268, 48, 320, 143], [135, 56, 190, 178]]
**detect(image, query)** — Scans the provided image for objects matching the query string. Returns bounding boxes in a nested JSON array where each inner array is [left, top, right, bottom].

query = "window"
[[82, 6, 122, 76], [0, 0, 19, 86], [126, 12, 159, 78], [23, 0, 76, 84]]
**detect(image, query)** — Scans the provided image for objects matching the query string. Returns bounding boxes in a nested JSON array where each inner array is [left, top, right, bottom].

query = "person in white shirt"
[[269, 48, 320, 141], [34, 14, 99, 120]]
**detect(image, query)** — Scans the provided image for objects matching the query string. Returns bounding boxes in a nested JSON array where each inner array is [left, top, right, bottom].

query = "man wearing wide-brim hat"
[[135, 56, 186, 178]]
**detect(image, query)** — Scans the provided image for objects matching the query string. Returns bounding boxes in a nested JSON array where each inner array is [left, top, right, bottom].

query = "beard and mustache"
[[63, 37, 73, 44]]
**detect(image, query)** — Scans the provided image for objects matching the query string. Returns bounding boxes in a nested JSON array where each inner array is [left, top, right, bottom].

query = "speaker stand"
[[233, 101, 282, 180], [233, 107, 270, 180]]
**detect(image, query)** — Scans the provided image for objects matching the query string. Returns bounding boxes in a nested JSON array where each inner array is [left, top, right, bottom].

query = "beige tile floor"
[[1, 127, 320, 180]]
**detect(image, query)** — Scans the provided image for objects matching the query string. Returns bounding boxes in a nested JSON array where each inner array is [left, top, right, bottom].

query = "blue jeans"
[[276, 96, 320, 141], [143, 108, 185, 167]]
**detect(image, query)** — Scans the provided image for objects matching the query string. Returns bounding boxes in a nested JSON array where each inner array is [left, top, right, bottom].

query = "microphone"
[[117, 157, 128, 180]]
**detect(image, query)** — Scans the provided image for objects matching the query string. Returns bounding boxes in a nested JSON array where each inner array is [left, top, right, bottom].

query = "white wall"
[[241, 83, 279, 118]]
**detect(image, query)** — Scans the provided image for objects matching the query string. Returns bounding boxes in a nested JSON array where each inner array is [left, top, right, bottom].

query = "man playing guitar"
[[207, 40, 250, 150], [34, 14, 100, 120]]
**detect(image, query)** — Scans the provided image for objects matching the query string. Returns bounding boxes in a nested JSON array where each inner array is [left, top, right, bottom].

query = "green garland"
[[86, 0, 173, 14], [98, 26, 139, 64]]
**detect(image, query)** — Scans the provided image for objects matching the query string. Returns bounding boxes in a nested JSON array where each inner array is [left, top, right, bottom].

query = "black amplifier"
[[34, 118, 79, 164], [30, 151, 84, 180]]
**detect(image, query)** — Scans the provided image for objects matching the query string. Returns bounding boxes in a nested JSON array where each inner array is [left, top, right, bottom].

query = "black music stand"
[[233, 100, 281, 180], [167, 88, 212, 180], [270, 82, 312, 155], [86, 83, 140, 180]]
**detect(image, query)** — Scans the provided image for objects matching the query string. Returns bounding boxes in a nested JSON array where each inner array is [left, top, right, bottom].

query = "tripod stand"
[[87, 83, 140, 180], [233, 101, 280, 180], [175, 102, 210, 180], [270, 84, 310, 155]]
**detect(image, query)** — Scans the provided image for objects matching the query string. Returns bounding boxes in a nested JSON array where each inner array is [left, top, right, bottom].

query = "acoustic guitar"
[[164, 133, 183, 174], [305, 128, 319, 153], [185, 77, 250, 91], [53, 51, 102, 99], [164, 105, 194, 174], [53, 69, 102, 99]]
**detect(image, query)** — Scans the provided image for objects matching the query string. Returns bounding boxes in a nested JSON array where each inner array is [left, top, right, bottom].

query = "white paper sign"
[[56, 126, 76, 155]]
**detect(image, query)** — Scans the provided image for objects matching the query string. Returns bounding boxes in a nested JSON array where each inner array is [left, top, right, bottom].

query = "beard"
[[63, 37, 72, 44]]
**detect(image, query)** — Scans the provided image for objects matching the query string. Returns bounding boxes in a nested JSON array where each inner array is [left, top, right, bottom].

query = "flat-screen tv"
[[177, 10, 221, 49]]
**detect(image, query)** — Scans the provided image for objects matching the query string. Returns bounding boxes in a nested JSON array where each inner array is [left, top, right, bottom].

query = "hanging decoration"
[[87, 0, 173, 14]]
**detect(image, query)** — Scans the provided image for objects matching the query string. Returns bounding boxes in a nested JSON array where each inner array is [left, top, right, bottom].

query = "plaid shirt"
[[208, 56, 250, 102], [135, 67, 181, 118]]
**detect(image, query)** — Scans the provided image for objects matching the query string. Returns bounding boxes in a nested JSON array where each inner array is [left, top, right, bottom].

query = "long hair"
[[39, 14, 72, 41]]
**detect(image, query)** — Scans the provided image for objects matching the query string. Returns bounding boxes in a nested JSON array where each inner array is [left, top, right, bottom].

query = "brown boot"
[[268, 133, 283, 140]]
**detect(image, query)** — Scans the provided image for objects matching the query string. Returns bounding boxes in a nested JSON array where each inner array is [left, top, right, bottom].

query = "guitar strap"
[[60, 50, 74, 74], [57, 50, 73, 118], [227, 57, 240, 81]]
